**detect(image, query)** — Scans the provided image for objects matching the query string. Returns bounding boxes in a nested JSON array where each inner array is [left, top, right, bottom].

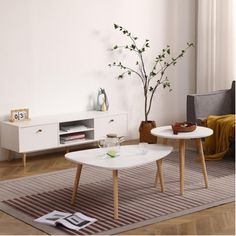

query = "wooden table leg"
[[196, 138, 208, 188], [179, 140, 185, 195], [156, 160, 164, 192], [113, 170, 119, 220], [162, 138, 168, 145], [194, 139, 201, 161], [71, 164, 83, 205], [22, 153, 26, 168], [155, 159, 162, 185]]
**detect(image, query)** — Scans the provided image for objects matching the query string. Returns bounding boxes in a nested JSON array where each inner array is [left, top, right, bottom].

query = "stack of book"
[[60, 125, 87, 132], [60, 133, 85, 144]]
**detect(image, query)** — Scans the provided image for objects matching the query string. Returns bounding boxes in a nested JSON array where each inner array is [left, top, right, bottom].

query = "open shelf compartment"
[[59, 119, 94, 135]]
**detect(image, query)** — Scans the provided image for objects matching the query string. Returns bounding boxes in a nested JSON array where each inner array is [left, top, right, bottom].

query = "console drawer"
[[19, 124, 58, 152], [94, 114, 128, 139]]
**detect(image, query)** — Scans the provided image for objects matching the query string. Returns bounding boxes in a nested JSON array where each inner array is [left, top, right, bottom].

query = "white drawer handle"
[[36, 129, 42, 133], [109, 119, 114, 123]]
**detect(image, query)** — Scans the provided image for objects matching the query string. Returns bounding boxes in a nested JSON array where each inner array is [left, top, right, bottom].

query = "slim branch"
[[110, 24, 194, 121]]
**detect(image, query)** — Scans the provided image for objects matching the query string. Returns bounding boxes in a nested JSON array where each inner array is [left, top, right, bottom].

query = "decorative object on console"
[[108, 24, 194, 143], [9, 108, 30, 122], [96, 88, 109, 111], [171, 122, 196, 134]]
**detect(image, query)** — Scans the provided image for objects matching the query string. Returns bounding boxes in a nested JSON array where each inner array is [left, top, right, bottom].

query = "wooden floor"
[[0, 141, 235, 235]]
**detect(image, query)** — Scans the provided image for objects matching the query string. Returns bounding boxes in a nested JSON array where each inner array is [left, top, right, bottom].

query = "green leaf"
[[128, 71, 131, 75], [114, 24, 118, 29], [187, 42, 194, 47], [149, 86, 153, 91], [136, 61, 139, 65], [131, 44, 135, 49], [150, 71, 156, 77], [113, 45, 118, 49], [167, 49, 170, 54], [133, 37, 138, 40], [118, 75, 123, 79]]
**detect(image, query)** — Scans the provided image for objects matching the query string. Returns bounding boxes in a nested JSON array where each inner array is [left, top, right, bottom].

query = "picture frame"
[[9, 108, 30, 122]]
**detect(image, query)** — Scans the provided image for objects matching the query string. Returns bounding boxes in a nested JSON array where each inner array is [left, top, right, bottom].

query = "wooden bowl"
[[171, 122, 196, 134]]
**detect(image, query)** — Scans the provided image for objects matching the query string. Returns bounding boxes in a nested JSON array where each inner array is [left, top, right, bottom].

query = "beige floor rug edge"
[[1, 198, 234, 235]]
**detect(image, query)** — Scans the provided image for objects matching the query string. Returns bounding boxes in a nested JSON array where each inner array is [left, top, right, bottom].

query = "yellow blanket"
[[202, 114, 235, 160]]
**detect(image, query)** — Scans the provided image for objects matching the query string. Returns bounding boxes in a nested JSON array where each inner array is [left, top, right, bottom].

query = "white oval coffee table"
[[65, 144, 173, 219], [151, 126, 213, 195]]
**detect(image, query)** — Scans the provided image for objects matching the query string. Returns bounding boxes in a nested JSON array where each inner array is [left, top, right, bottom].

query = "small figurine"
[[97, 88, 109, 111]]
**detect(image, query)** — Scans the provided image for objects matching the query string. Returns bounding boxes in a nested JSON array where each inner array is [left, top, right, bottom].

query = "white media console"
[[1, 111, 128, 167]]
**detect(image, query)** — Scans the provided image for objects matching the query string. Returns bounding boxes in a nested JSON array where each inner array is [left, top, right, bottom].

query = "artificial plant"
[[108, 24, 194, 122]]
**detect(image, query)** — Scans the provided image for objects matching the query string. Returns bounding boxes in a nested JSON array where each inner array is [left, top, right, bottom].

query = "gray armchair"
[[187, 81, 235, 124]]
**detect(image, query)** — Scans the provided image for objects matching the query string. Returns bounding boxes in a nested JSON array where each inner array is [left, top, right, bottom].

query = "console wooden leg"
[[196, 138, 208, 188], [156, 159, 164, 192], [7, 150, 12, 161], [71, 164, 83, 205], [113, 170, 119, 220], [22, 153, 26, 168], [66, 147, 70, 153], [179, 140, 186, 195]]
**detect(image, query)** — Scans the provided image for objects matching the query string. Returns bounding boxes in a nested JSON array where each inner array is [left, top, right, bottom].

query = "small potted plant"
[[109, 24, 194, 143]]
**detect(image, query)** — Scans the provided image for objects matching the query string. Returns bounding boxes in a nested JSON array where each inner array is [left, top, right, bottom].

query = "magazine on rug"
[[34, 210, 97, 231]]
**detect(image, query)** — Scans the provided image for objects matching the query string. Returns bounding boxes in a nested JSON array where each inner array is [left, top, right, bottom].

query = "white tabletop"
[[65, 144, 173, 170], [151, 126, 213, 140]]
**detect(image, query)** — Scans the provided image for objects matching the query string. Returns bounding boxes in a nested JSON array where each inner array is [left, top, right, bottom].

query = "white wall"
[[0, 0, 196, 160]]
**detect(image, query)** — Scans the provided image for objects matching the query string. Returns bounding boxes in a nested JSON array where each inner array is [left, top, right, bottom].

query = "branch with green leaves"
[[108, 23, 194, 121]]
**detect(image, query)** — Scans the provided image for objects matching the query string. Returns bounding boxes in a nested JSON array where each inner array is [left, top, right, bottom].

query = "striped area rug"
[[0, 150, 235, 235]]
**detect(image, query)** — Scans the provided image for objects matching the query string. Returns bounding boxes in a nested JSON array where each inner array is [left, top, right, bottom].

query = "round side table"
[[151, 126, 213, 195]]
